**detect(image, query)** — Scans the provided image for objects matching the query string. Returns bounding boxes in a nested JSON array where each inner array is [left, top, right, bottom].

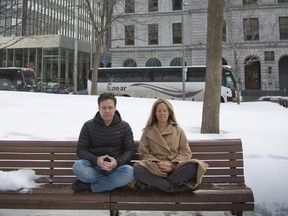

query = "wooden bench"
[[0, 139, 254, 216]]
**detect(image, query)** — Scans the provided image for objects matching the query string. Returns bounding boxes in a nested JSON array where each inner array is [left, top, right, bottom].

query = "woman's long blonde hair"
[[145, 99, 178, 128]]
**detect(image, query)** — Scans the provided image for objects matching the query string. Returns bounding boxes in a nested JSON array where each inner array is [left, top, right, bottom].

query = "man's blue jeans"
[[72, 159, 134, 192]]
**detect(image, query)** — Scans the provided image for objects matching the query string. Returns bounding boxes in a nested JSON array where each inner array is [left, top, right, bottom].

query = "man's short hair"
[[98, 92, 117, 106]]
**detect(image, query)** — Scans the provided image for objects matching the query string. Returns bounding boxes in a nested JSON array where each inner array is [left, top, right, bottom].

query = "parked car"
[[44, 86, 68, 94], [67, 87, 88, 95]]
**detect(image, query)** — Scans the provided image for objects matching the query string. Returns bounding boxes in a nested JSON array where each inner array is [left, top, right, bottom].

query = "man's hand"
[[97, 155, 117, 172]]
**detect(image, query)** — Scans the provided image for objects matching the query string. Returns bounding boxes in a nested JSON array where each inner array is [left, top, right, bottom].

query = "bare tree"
[[201, 0, 224, 134], [0, 0, 19, 35], [0, 0, 25, 48], [83, 0, 154, 95], [83, 0, 130, 95]]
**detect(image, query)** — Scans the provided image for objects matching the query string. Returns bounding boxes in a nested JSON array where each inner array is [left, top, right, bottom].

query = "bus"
[[0, 67, 38, 92], [87, 66, 238, 102]]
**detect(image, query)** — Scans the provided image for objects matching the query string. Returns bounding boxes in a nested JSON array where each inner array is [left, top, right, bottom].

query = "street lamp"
[[181, 2, 189, 100], [74, 0, 79, 93]]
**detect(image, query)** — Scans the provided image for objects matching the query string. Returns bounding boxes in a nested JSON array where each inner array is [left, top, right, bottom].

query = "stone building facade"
[[110, 0, 288, 92]]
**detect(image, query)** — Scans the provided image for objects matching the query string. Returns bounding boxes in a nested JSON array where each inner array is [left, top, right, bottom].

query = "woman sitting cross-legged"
[[133, 99, 208, 193]]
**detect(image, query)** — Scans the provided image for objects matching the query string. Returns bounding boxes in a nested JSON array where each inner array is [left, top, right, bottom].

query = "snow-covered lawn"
[[0, 91, 287, 216]]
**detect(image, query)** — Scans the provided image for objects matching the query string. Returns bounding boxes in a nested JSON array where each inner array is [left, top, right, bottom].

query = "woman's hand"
[[156, 161, 174, 173]]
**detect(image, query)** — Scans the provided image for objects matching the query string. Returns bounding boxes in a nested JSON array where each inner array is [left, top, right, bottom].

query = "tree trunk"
[[91, 35, 102, 95], [201, 0, 224, 134], [233, 49, 242, 104]]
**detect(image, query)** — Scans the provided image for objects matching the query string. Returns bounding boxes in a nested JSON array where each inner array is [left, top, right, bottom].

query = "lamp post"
[[73, 0, 79, 93], [181, 2, 189, 100]]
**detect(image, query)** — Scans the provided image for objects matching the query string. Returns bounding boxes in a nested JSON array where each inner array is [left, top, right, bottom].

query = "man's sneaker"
[[72, 180, 92, 192]]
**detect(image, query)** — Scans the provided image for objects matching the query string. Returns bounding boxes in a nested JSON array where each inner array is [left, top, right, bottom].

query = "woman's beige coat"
[[135, 124, 209, 189]]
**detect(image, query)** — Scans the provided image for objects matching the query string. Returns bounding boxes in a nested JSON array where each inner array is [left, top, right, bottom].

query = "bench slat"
[[0, 153, 77, 160], [110, 186, 254, 211], [131, 152, 244, 161], [0, 160, 244, 169], [110, 203, 254, 211], [0, 185, 111, 209], [202, 176, 245, 183], [0, 203, 110, 210], [0, 146, 76, 153], [0, 161, 74, 168], [0, 140, 77, 147], [192, 152, 243, 160], [0, 168, 73, 175], [0, 198, 110, 210], [205, 168, 243, 175], [111, 186, 254, 201]]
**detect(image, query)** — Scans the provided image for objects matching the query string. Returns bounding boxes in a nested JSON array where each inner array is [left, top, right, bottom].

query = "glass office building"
[[0, 0, 96, 90]]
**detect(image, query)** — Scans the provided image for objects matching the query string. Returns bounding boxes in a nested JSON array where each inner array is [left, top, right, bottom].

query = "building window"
[[172, 0, 181, 11], [243, 0, 257, 5], [123, 59, 137, 67], [223, 20, 227, 42], [145, 58, 161, 67], [125, 25, 135, 45], [173, 23, 182, 44], [243, 18, 259, 41], [264, 51, 275, 61], [148, 0, 158, 12], [170, 57, 186, 66], [148, 24, 158, 45], [278, 0, 288, 3], [279, 17, 288, 40], [125, 0, 135, 13]]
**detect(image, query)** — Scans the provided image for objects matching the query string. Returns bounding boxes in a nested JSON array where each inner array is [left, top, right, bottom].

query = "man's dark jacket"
[[76, 110, 135, 167]]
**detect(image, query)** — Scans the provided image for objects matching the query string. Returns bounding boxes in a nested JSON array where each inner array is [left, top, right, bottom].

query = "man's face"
[[99, 99, 116, 125]]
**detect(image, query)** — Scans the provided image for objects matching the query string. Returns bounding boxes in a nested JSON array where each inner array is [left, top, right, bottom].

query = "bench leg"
[[110, 210, 119, 216], [231, 211, 243, 216]]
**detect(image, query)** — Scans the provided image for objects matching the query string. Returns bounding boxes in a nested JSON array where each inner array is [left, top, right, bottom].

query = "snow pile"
[[0, 169, 42, 192]]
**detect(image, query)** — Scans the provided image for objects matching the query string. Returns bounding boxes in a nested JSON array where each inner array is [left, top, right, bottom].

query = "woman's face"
[[155, 102, 169, 123]]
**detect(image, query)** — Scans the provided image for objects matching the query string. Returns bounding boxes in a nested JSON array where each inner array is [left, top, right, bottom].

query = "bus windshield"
[[22, 69, 37, 88], [0, 69, 20, 90], [223, 70, 236, 89], [0, 68, 37, 91]]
